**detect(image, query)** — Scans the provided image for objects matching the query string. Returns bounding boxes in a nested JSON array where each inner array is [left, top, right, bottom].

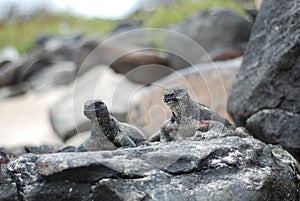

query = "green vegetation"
[[0, 0, 253, 54], [0, 13, 118, 54], [131, 0, 250, 28]]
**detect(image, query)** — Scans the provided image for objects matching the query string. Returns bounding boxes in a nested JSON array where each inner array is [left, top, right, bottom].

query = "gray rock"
[[26, 61, 77, 91], [39, 34, 83, 62], [227, 0, 300, 161], [6, 133, 300, 200], [75, 38, 101, 75], [49, 66, 142, 141], [16, 35, 83, 84], [0, 61, 18, 87], [0, 165, 18, 201], [0, 47, 20, 87], [127, 58, 241, 137], [165, 8, 252, 68], [246, 109, 300, 160], [0, 83, 28, 99], [77, 38, 170, 84]]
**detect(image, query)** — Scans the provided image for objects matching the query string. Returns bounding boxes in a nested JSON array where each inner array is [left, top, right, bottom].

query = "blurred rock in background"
[[0, 1, 254, 149]]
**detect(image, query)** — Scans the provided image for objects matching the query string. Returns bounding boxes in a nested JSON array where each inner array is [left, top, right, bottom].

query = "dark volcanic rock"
[[0, 165, 18, 201], [227, 0, 300, 161], [26, 61, 77, 90], [0, 61, 18, 87], [246, 109, 300, 160], [165, 8, 252, 68], [77, 38, 170, 84], [0, 47, 20, 87], [5, 133, 300, 201]]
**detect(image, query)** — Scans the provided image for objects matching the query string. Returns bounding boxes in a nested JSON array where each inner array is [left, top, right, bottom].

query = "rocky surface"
[[0, 47, 20, 87], [50, 66, 142, 141], [4, 133, 300, 200], [77, 37, 171, 84], [0, 35, 83, 99], [165, 8, 252, 68], [26, 61, 77, 91], [128, 58, 241, 137], [227, 0, 300, 161], [0, 165, 18, 201]]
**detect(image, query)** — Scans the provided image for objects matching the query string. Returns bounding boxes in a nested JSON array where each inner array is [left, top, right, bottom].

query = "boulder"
[[0, 83, 28, 99], [76, 38, 170, 84], [111, 50, 170, 84], [0, 165, 18, 201], [26, 61, 77, 91], [0, 47, 20, 87], [127, 58, 242, 137], [49, 66, 142, 141], [37, 34, 83, 62], [227, 0, 300, 161], [75, 38, 101, 74], [165, 8, 252, 68], [16, 35, 83, 84], [0, 61, 18, 87], [6, 133, 300, 200]]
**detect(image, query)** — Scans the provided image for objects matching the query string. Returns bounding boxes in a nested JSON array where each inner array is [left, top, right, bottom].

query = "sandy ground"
[[0, 88, 67, 149]]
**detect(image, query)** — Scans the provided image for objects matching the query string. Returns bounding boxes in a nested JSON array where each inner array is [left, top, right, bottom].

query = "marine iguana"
[[148, 85, 236, 142], [77, 99, 146, 151]]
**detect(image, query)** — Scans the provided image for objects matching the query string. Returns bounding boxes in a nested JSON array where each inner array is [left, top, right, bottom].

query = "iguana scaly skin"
[[77, 100, 146, 151], [148, 85, 236, 142]]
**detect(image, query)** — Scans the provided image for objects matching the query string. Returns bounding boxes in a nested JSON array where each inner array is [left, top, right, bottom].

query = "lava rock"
[[0, 61, 18, 87], [76, 38, 170, 84], [75, 38, 101, 75], [5, 133, 300, 200], [0, 165, 18, 201], [246, 109, 300, 160], [165, 8, 252, 68], [49, 66, 142, 141], [26, 61, 77, 91], [16, 35, 83, 84], [0, 47, 20, 87], [111, 50, 171, 84], [227, 0, 300, 161], [127, 58, 241, 137], [37, 34, 83, 62]]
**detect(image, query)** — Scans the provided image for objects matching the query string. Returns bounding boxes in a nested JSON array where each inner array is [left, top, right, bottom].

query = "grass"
[[131, 0, 250, 28], [0, 13, 118, 54]]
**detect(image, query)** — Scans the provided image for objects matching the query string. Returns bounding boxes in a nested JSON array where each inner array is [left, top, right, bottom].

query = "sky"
[[0, 0, 139, 19]]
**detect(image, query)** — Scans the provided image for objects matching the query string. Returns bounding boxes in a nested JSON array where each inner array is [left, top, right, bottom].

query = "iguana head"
[[83, 99, 109, 120], [163, 85, 190, 111]]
